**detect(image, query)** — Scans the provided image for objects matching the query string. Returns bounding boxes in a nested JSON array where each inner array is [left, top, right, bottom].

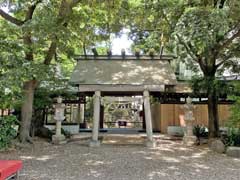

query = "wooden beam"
[[78, 85, 165, 92]]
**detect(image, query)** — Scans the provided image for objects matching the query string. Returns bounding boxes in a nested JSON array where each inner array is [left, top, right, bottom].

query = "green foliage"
[[61, 128, 71, 138], [34, 85, 78, 110], [127, 0, 240, 137], [85, 97, 93, 122], [128, 0, 184, 53], [191, 76, 229, 96], [228, 97, 240, 128], [112, 109, 129, 120], [175, 7, 228, 56], [222, 128, 240, 147], [222, 82, 240, 147], [0, 21, 23, 108], [193, 125, 208, 138], [0, 0, 129, 110], [34, 88, 54, 110], [129, 0, 240, 75], [227, 82, 240, 128], [0, 115, 18, 149]]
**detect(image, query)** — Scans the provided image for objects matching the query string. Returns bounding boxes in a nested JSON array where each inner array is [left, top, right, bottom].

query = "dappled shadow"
[[1, 137, 240, 180], [20, 155, 56, 161], [129, 138, 235, 179], [70, 60, 176, 86]]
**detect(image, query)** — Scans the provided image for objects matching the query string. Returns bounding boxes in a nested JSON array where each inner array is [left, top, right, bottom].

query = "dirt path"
[[1, 137, 240, 180]]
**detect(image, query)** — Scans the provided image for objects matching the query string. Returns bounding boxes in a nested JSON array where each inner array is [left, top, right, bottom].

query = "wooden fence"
[[151, 103, 232, 133]]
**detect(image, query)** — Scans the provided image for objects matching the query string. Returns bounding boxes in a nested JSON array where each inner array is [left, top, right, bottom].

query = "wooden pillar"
[[100, 105, 104, 129], [142, 105, 146, 130], [83, 103, 86, 124]]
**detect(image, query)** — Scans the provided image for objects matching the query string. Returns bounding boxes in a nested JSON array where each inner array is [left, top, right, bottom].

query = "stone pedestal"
[[89, 140, 101, 147], [183, 136, 197, 146], [183, 120, 196, 146], [52, 121, 66, 144], [55, 121, 62, 137], [52, 134, 67, 145], [145, 140, 156, 148], [226, 146, 240, 158]]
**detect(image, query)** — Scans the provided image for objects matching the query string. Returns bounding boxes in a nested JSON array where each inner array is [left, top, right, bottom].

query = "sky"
[[111, 29, 133, 55]]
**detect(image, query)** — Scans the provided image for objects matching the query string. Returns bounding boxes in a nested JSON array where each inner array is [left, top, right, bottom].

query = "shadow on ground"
[[0, 136, 240, 180]]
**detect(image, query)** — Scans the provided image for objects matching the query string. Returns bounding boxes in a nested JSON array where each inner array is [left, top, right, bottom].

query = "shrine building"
[[69, 54, 177, 147]]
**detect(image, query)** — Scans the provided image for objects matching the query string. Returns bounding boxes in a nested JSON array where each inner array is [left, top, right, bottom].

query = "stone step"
[[226, 146, 240, 158], [102, 134, 145, 145]]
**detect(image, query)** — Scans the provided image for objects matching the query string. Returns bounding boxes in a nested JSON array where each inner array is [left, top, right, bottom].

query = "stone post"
[[80, 104, 85, 123], [56, 121, 62, 136], [143, 90, 156, 147], [182, 97, 197, 146], [77, 104, 81, 124], [89, 91, 101, 147], [52, 97, 66, 144], [77, 104, 85, 124]]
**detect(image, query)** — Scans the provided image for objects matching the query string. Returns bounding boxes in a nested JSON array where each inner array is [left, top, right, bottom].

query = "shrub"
[[193, 125, 208, 138], [227, 82, 240, 128], [61, 128, 71, 138], [0, 115, 18, 149], [193, 125, 208, 145], [228, 96, 240, 128], [222, 128, 240, 147], [223, 82, 240, 147]]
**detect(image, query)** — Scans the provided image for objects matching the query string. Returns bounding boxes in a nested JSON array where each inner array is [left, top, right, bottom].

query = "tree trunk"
[[31, 109, 45, 137], [207, 82, 219, 138], [19, 80, 37, 143]]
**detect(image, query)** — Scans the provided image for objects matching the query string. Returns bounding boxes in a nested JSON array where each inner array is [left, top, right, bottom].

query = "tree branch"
[[161, 9, 200, 62], [0, 0, 41, 26], [22, 1, 42, 61], [44, 40, 57, 65], [216, 46, 240, 68], [25, 0, 42, 21], [72, 0, 83, 7], [176, 34, 198, 62], [198, 58, 207, 75], [217, 24, 240, 51], [44, 0, 82, 65], [0, 9, 24, 26]]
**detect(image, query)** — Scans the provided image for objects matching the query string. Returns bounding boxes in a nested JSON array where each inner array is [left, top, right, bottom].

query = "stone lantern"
[[182, 97, 197, 146], [52, 96, 66, 144]]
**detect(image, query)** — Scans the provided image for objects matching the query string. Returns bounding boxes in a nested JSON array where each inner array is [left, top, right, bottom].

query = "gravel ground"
[[1, 136, 240, 180]]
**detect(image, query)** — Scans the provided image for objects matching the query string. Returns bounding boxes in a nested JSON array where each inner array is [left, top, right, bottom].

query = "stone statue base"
[[89, 140, 101, 147], [145, 140, 156, 148], [183, 136, 197, 146], [52, 134, 67, 145]]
